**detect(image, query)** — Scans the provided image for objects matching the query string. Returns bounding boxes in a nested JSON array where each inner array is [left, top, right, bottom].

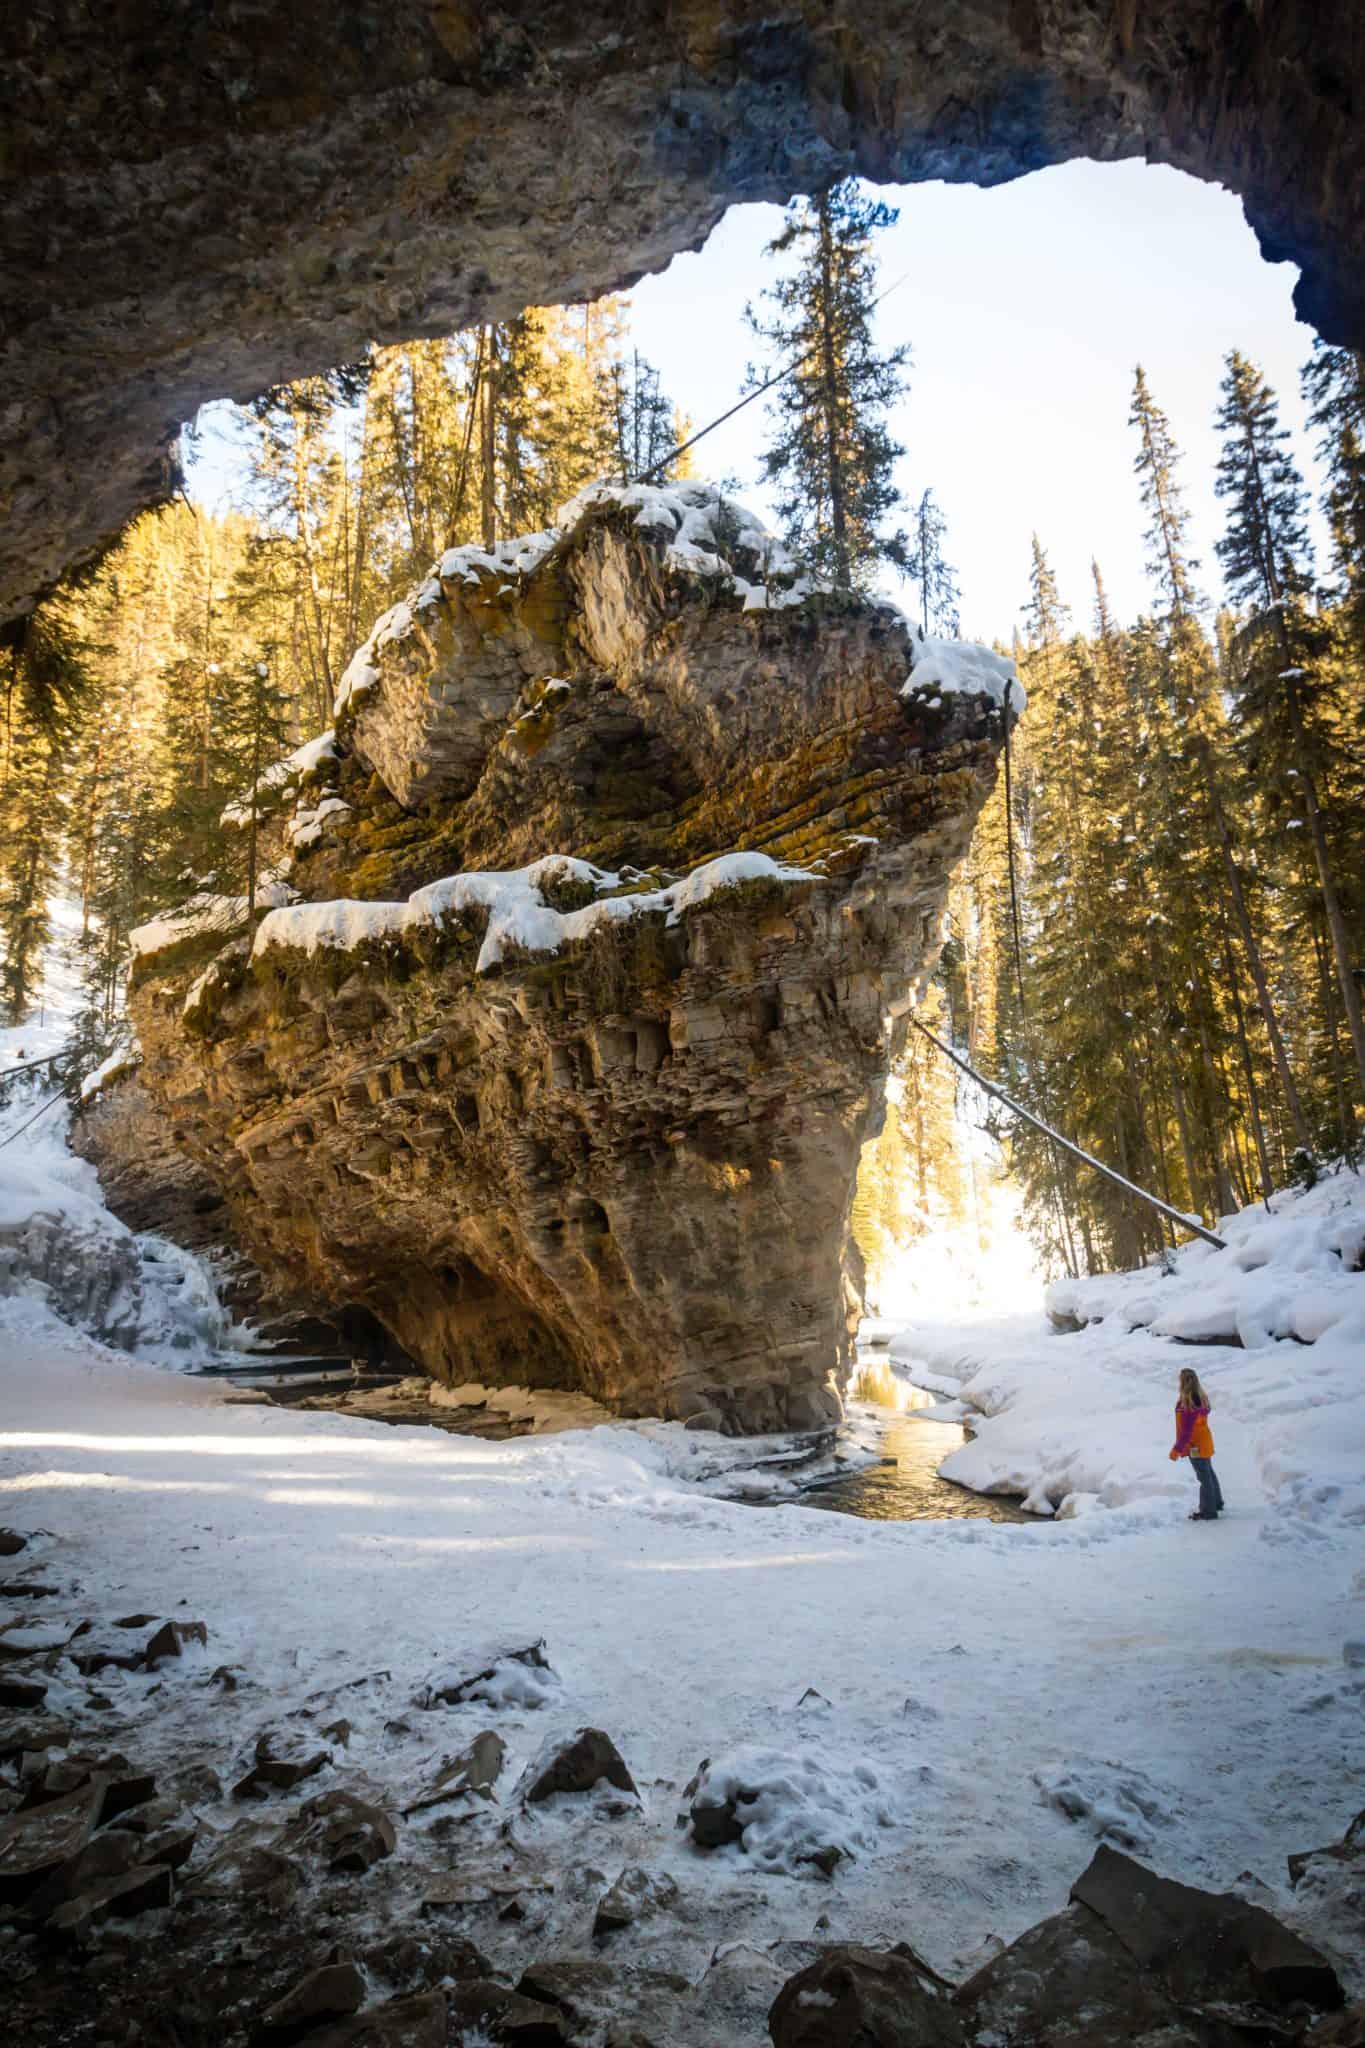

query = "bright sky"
[[187, 158, 1327, 644]]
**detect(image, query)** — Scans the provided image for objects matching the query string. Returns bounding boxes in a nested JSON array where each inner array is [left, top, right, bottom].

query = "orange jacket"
[[1172, 1403, 1214, 1459]]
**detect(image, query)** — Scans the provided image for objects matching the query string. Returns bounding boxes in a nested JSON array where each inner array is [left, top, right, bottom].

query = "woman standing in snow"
[[1169, 1368, 1224, 1521]]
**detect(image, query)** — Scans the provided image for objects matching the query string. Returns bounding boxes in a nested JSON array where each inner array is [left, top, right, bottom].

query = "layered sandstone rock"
[[126, 485, 1012, 1432], [3, 1, 1364, 625]]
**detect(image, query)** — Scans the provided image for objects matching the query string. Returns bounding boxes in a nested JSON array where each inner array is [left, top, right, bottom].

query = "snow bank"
[[903, 633, 1022, 715], [890, 1168, 1365, 1529], [688, 1746, 897, 1875], [78, 1036, 141, 1104], [252, 849, 820, 977], [1051, 1182, 1365, 1350]]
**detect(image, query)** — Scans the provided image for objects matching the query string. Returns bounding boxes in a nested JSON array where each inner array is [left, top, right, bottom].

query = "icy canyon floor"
[[0, 1066, 1361, 2044]]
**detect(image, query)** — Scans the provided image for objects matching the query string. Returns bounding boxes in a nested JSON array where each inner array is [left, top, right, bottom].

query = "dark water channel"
[[798, 1379, 1031, 1526], [802, 1412, 1030, 1523]]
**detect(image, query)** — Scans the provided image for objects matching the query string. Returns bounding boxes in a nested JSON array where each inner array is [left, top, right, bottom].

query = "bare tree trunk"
[[78, 732, 104, 936], [1284, 688, 1365, 1097], [1310, 910, 1356, 1156], [1217, 896, 1274, 1201], [480, 328, 498, 551], [290, 401, 336, 708], [199, 517, 216, 791]]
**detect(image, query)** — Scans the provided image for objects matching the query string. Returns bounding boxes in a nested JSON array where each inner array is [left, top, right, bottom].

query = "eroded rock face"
[[3, 2, 1364, 624], [127, 487, 1007, 1432]]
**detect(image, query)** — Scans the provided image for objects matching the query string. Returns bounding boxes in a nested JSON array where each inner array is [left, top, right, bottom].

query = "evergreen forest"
[[3, 190, 1362, 1286]]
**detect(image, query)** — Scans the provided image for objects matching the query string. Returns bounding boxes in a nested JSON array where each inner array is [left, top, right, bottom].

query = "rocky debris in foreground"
[[0, 1569, 1357, 2048], [1285, 1806, 1365, 1993], [592, 1865, 680, 1940], [256, 1959, 366, 2040], [768, 1944, 966, 2048], [943, 1845, 1344, 2048], [402, 1729, 505, 1817]]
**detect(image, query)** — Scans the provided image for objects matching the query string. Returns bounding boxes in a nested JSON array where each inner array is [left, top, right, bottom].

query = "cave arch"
[[2, 1, 1360, 627]]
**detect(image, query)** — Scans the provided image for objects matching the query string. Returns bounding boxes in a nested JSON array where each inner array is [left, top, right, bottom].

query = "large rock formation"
[[125, 485, 1012, 1432], [3, 1, 1364, 625]]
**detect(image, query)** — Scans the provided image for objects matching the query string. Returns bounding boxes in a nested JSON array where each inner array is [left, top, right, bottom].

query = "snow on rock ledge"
[[129, 876, 296, 971], [251, 851, 821, 978], [128, 487, 1011, 1434], [78, 1037, 141, 1106], [904, 632, 1022, 714]]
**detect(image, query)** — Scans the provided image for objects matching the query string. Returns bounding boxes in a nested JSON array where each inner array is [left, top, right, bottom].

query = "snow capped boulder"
[[957, 1846, 1344, 2048], [592, 1863, 679, 1938], [685, 1745, 895, 1876], [1033, 1758, 1173, 1855], [413, 1640, 561, 1713], [126, 486, 1014, 1433]]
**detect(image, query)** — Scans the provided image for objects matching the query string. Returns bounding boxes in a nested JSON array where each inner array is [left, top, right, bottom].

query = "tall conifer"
[[1214, 350, 1365, 1096], [747, 181, 909, 591]]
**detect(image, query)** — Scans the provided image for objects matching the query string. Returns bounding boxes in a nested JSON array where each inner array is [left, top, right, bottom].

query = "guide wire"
[[911, 1019, 1228, 1252], [0, 1052, 72, 1081], [0, 1088, 69, 1152], [629, 267, 914, 487]]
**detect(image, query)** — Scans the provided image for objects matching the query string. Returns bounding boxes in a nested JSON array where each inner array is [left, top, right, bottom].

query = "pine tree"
[[909, 489, 960, 635], [0, 598, 94, 1021], [1130, 364, 1311, 1165], [1214, 349, 1365, 1098], [246, 368, 366, 729], [1301, 343, 1365, 615], [604, 350, 689, 483], [214, 652, 292, 915], [747, 180, 910, 592]]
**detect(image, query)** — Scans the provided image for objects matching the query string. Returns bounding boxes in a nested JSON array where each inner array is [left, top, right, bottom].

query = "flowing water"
[[799, 1372, 1032, 1525]]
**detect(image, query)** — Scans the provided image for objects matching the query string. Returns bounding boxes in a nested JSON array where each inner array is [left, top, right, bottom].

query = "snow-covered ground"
[[2, 1120, 1362, 2021], [895, 1170, 1365, 1533]]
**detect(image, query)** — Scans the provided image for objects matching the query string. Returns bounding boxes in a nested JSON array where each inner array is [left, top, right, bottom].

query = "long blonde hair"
[[1178, 1367, 1210, 1410]]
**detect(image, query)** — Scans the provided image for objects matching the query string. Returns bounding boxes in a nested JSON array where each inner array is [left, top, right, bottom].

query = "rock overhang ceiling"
[[3, 0, 1363, 624]]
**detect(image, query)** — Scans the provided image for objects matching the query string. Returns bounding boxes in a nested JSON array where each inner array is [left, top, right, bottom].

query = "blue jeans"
[[1191, 1456, 1223, 1517]]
